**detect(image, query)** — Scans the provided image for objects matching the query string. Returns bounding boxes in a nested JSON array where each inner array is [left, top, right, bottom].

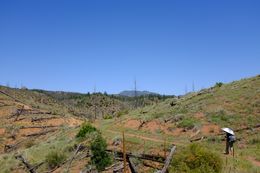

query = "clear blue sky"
[[0, 0, 259, 95]]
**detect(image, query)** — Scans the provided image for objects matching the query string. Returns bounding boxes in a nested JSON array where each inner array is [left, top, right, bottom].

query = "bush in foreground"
[[90, 134, 111, 171], [76, 123, 97, 138], [170, 143, 222, 173]]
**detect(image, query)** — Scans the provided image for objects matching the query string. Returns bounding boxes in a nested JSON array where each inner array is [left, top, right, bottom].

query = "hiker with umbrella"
[[222, 128, 236, 155]]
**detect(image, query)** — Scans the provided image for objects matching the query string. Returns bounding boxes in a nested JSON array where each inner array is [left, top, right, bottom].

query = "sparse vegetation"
[[170, 143, 223, 173], [46, 151, 66, 169], [248, 138, 260, 145], [0, 75, 259, 173]]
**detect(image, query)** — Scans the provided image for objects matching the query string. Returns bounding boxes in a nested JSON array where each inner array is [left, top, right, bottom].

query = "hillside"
[[33, 89, 130, 119], [95, 75, 260, 173], [0, 75, 259, 173], [129, 75, 260, 128]]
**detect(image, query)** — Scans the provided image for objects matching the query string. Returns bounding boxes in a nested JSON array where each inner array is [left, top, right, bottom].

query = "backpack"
[[229, 135, 236, 142]]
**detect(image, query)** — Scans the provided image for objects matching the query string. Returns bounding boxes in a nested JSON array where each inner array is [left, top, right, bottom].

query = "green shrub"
[[208, 110, 230, 124], [177, 118, 198, 129], [215, 82, 223, 88], [76, 123, 97, 138], [103, 114, 113, 119], [46, 151, 66, 169], [116, 109, 129, 117], [90, 134, 111, 171], [170, 143, 222, 173]]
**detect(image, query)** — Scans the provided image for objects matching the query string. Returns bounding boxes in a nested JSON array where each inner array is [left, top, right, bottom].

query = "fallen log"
[[31, 117, 58, 122], [14, 117, 26, 121], [106, 150, 165, 163], [20, 125, 60, 129], [24, 129, 57, 137], [159, 145, 176, 173], [190, 136, 206, 142], [4, 144, 17, 152], [128, 157, 138, 173], [10, 110, 52, 119], [4, 139, 27, 152], [32, 161, 45, 171], [15, 155, 36, 173], [66, 144, 82, 172]]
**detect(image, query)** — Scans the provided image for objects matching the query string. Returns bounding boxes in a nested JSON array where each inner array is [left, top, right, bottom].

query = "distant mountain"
[[119, 90, 159, 97]]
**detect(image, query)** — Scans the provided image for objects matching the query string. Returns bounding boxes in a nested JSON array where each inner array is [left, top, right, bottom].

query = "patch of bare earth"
[[65, 117, 82, 127], [19, 128, 42, 136], [0, 128, 5, 135], [201, 124, 221, 135], [143, 121, 161, 133], [247, 156, 260, 167], [194, 112, 205, 119], [124, 119, 140, 129], [0, 106, 15, 117]]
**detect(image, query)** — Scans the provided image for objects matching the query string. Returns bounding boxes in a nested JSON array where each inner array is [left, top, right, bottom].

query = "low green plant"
[[45, 151, 66, 169], [90, 134, 111, 171], [208, 110, 229, 124], [170, 143, 222, 173], [177, 117, 198, 129], [116, 109, 129, 117], [103, 114, 113, 119], [248, 138, 260, 145], [76, 123, 97, 138]]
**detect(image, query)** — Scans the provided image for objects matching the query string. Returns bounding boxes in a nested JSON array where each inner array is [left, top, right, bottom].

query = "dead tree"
[[128, 157, 138, 173], [66, 144, 82, 172], [159, 145, 176, 173], [15, 155, 36, 173]]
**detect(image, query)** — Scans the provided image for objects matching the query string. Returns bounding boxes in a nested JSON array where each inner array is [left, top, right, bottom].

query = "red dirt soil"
[[247, 156, 260, 167], [194, 112, 205, 119], [19, 128, 42, 136], [201, 124, 221, 135], [0, 128, 5, 135], [124, 119, 140, 129]]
